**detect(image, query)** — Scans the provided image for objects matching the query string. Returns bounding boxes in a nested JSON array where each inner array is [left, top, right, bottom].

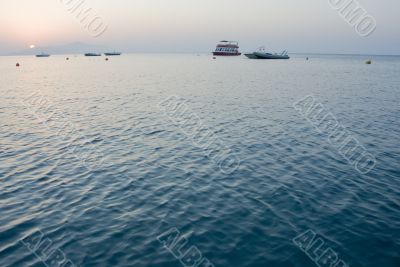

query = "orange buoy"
[[16, 63, 20, 67]]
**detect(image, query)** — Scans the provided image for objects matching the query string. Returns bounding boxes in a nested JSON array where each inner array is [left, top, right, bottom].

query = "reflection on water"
[[0, 54, 399, 267]]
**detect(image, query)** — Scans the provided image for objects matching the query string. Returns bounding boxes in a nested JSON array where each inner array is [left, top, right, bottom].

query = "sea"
[[0, 54, 399, 267]]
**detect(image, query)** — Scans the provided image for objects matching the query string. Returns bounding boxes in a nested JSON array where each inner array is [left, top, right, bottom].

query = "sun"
[[30, 44, 35, 49]]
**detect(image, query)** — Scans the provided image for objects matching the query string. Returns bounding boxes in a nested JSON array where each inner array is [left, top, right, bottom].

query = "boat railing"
[[257, 46, 266, 52], [220, 40, 239, 46]]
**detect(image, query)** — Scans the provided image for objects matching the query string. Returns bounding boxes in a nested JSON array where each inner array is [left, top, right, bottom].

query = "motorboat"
[[245, 46, 290, 59], [104, 52, 121, 56], [36, 53, 50, 57], [213, 41, 241, 56], [84, 53, 101, 57]]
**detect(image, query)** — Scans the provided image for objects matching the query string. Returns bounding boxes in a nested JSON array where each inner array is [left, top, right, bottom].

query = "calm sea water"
[[0, 54, 399, 267]]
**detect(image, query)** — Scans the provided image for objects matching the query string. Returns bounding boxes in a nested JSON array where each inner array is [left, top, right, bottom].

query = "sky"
[[0, 0, 399, 55]]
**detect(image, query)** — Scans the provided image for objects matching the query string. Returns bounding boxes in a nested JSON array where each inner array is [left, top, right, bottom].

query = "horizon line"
[[2, 52, 400, 57]]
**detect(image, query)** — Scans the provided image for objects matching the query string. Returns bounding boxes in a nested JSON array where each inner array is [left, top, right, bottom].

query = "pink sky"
[[1, 0, 399, 54]]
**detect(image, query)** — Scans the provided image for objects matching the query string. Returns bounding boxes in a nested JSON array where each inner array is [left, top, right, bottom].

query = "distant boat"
[[84, 53, 101, 57], [104, 52, 121, 56], [213, 41, 241, 56], [36, 53, 50, 57], [245, 46, 290, 59]]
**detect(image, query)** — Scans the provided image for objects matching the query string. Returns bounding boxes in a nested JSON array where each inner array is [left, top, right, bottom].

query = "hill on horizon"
[[5, 42, 111, 56]]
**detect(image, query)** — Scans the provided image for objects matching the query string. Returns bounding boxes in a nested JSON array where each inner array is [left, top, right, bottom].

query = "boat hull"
[[213, 52, 241, 56], [244, 53, 259, 59], [246, 52, 289, 59], [85, 53, 101, 57], [36, 55, 50, 57], [104, 53, 121, 56]]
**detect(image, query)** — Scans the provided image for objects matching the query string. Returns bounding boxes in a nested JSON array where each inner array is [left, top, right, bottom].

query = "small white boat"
[[36, 53, 50, 57], [104, 52, 121, 56], [245, 46, 290, 59], [84, 53, 101, 57]]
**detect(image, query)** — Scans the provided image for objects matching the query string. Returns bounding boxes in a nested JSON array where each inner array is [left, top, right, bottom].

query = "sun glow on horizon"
[[30, 44, 35, 49]]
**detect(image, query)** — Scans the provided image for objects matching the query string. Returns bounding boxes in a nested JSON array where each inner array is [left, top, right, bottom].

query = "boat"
[[36, 53, 50, 57], [213, 41, 241, 56], [84, 53, 101, 57], [104, 52, 121, 56], [245, 46, 290, 59]]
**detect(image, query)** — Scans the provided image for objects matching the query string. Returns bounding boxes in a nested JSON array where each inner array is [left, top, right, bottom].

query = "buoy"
[[16, 63, 20, 67], [105, 58, 109, 61], [66, 57, 69, 60], [306, 57, 309, 60], [365, 60, 372, 65]]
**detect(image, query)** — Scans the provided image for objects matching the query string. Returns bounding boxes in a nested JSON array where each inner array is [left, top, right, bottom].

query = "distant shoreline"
[[1, 52, 400, 57]]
